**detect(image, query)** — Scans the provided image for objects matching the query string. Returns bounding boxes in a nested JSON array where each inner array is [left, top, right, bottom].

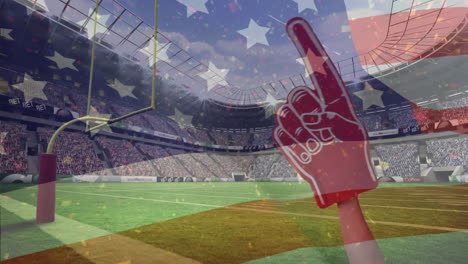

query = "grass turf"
[[1, 182, 467, 263]]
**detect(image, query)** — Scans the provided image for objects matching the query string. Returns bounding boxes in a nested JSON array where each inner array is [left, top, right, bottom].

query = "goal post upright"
[[36, 116, 110, 223], [35, 0, 160, 223]]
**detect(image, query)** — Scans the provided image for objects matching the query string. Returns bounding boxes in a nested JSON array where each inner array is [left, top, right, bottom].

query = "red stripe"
[[349, 7, 468, 64]]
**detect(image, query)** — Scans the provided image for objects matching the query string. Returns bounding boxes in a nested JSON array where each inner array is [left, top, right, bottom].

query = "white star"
[[296, 57, 309, 78], [354, 82, 385, 110], [263, 92, 284, 106], [0, 28, 13, 41], [198, 62, 229, 91], [87, 106, 112, 136], [34, 0, 49, 12], [293, 0, 318, 13], [108, 79, 137, 99], [0, 132, 7, 155], [78, 9, 111, 39], [45, 51, 78, 71], [177, 0, 209, 17], [237, 19, 271, 49], [169, 108, 193, 128], [12, 74, 47, 102], [263, 93, 285, 119], [140, 39, 171, 67]]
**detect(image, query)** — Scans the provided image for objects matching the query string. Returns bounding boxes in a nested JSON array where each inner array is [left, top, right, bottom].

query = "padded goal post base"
[[36, 153, 57, 223]]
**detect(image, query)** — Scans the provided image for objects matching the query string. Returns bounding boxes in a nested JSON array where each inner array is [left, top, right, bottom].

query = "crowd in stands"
[[230, 133, 251, 146], [209, 154, 254, 174], [388, 110, 419, 129], [427, 137, 468, 167], [110, 104, 151, 129], [96, 136, 156, 176], [359, 114, 385, 132], [248, 153, 296, 178], [252, 130, 273, 145], [169, 149, 216, 178], [186, 128, 212, 143], [0, 122, 27, 173], [375, 143, 420, 177], [37, 127, 108, 175], [250, 154, 278, 178], [269, 157, 297, 178], [140, 112, 177, 135], [2, 121, 468, 179], [190, 152, 227, 176], [6, 67, 467, 148], [136, 143, 189, 178], [210, 131, 229, 145]]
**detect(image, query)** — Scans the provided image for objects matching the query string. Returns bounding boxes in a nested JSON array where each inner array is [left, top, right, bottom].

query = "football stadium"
[[1, 0, 467, 263]]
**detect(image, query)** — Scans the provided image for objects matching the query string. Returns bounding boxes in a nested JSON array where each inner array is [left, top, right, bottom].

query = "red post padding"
[[36, 153, 57, 223]]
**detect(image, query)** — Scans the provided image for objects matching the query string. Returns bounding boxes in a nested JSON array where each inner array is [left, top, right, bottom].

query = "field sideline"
[[1, 182, 468, 263]]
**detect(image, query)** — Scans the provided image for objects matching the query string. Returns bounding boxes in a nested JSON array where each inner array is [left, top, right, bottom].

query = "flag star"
[[108, 79, 137, 99], [140, 39, 171, 67], [177, 0, 209, 17], [0, 132, 7, 155], [354, 82, 385, 110], [296, 58, 309, 78], [0, 28, 13, 41], [12, 74, 47, 102], [303, 49, 329, 76], [32, 0, 49, 12], [78, 9, 110, 39], [263, 93, 285, 119], [237, 19, 271, 49], [198, 62, 229, 91], [45, 51, 78, 71], [87, 106, 111, 136], [293, 0, 318, 13], [169, 108, 193, 128]]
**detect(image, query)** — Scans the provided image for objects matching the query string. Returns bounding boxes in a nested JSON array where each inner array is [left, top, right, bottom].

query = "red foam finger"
[[276, 104, 324, 157], [283, 87, 330, 145], [286, 17, 354, 120], [288, 86, 324, 115], [276, 104, 319, 147], [274, 127, 313, 165]]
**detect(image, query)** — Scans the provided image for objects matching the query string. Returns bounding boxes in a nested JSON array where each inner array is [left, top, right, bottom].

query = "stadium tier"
[[1, 0, 468, 263]]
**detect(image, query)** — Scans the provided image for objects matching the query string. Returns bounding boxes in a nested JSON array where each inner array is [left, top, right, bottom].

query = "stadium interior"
[[1, 0, 467, 263]]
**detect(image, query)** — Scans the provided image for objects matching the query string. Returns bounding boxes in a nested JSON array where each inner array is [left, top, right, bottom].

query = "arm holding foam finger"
[[338, 196, 385, 264]]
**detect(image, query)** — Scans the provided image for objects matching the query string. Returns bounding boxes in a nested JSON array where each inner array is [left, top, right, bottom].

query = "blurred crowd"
[[2, 123, 467, 180], [0, 122, 27, 173], [375, 143, 420, 177], [427, 137, 467, 167]]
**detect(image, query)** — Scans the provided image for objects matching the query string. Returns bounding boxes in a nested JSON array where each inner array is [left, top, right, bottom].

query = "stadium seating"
[[427, 137, 468, 167], [37, 127, 107, 175], [252, 130, 272, 145], [375, 143, 420, 177], [137, 143, 189, 178], [0, 122, 27, 173], [96, 137, 156, 176]]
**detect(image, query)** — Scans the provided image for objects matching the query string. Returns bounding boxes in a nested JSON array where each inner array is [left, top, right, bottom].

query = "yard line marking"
[[140, 187, 311, 198], [225, 206, 468, 233], [245, 200, 468, 213], [240, 204, 279, 210], [97, 188, 310, 200], [280, 198, 468, 211], [357, 197, 468, 204], [0, 195, 201, 263], [98, 189, 257, 200], [57, 190, 222, 208], [360, 204, 468, 213]]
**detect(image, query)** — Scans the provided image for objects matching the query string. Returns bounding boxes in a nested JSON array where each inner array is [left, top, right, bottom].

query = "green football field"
[[1, 182, 468, 264]]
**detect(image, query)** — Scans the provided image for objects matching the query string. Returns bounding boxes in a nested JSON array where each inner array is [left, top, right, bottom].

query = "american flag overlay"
[[0, 0, 467, 263]]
